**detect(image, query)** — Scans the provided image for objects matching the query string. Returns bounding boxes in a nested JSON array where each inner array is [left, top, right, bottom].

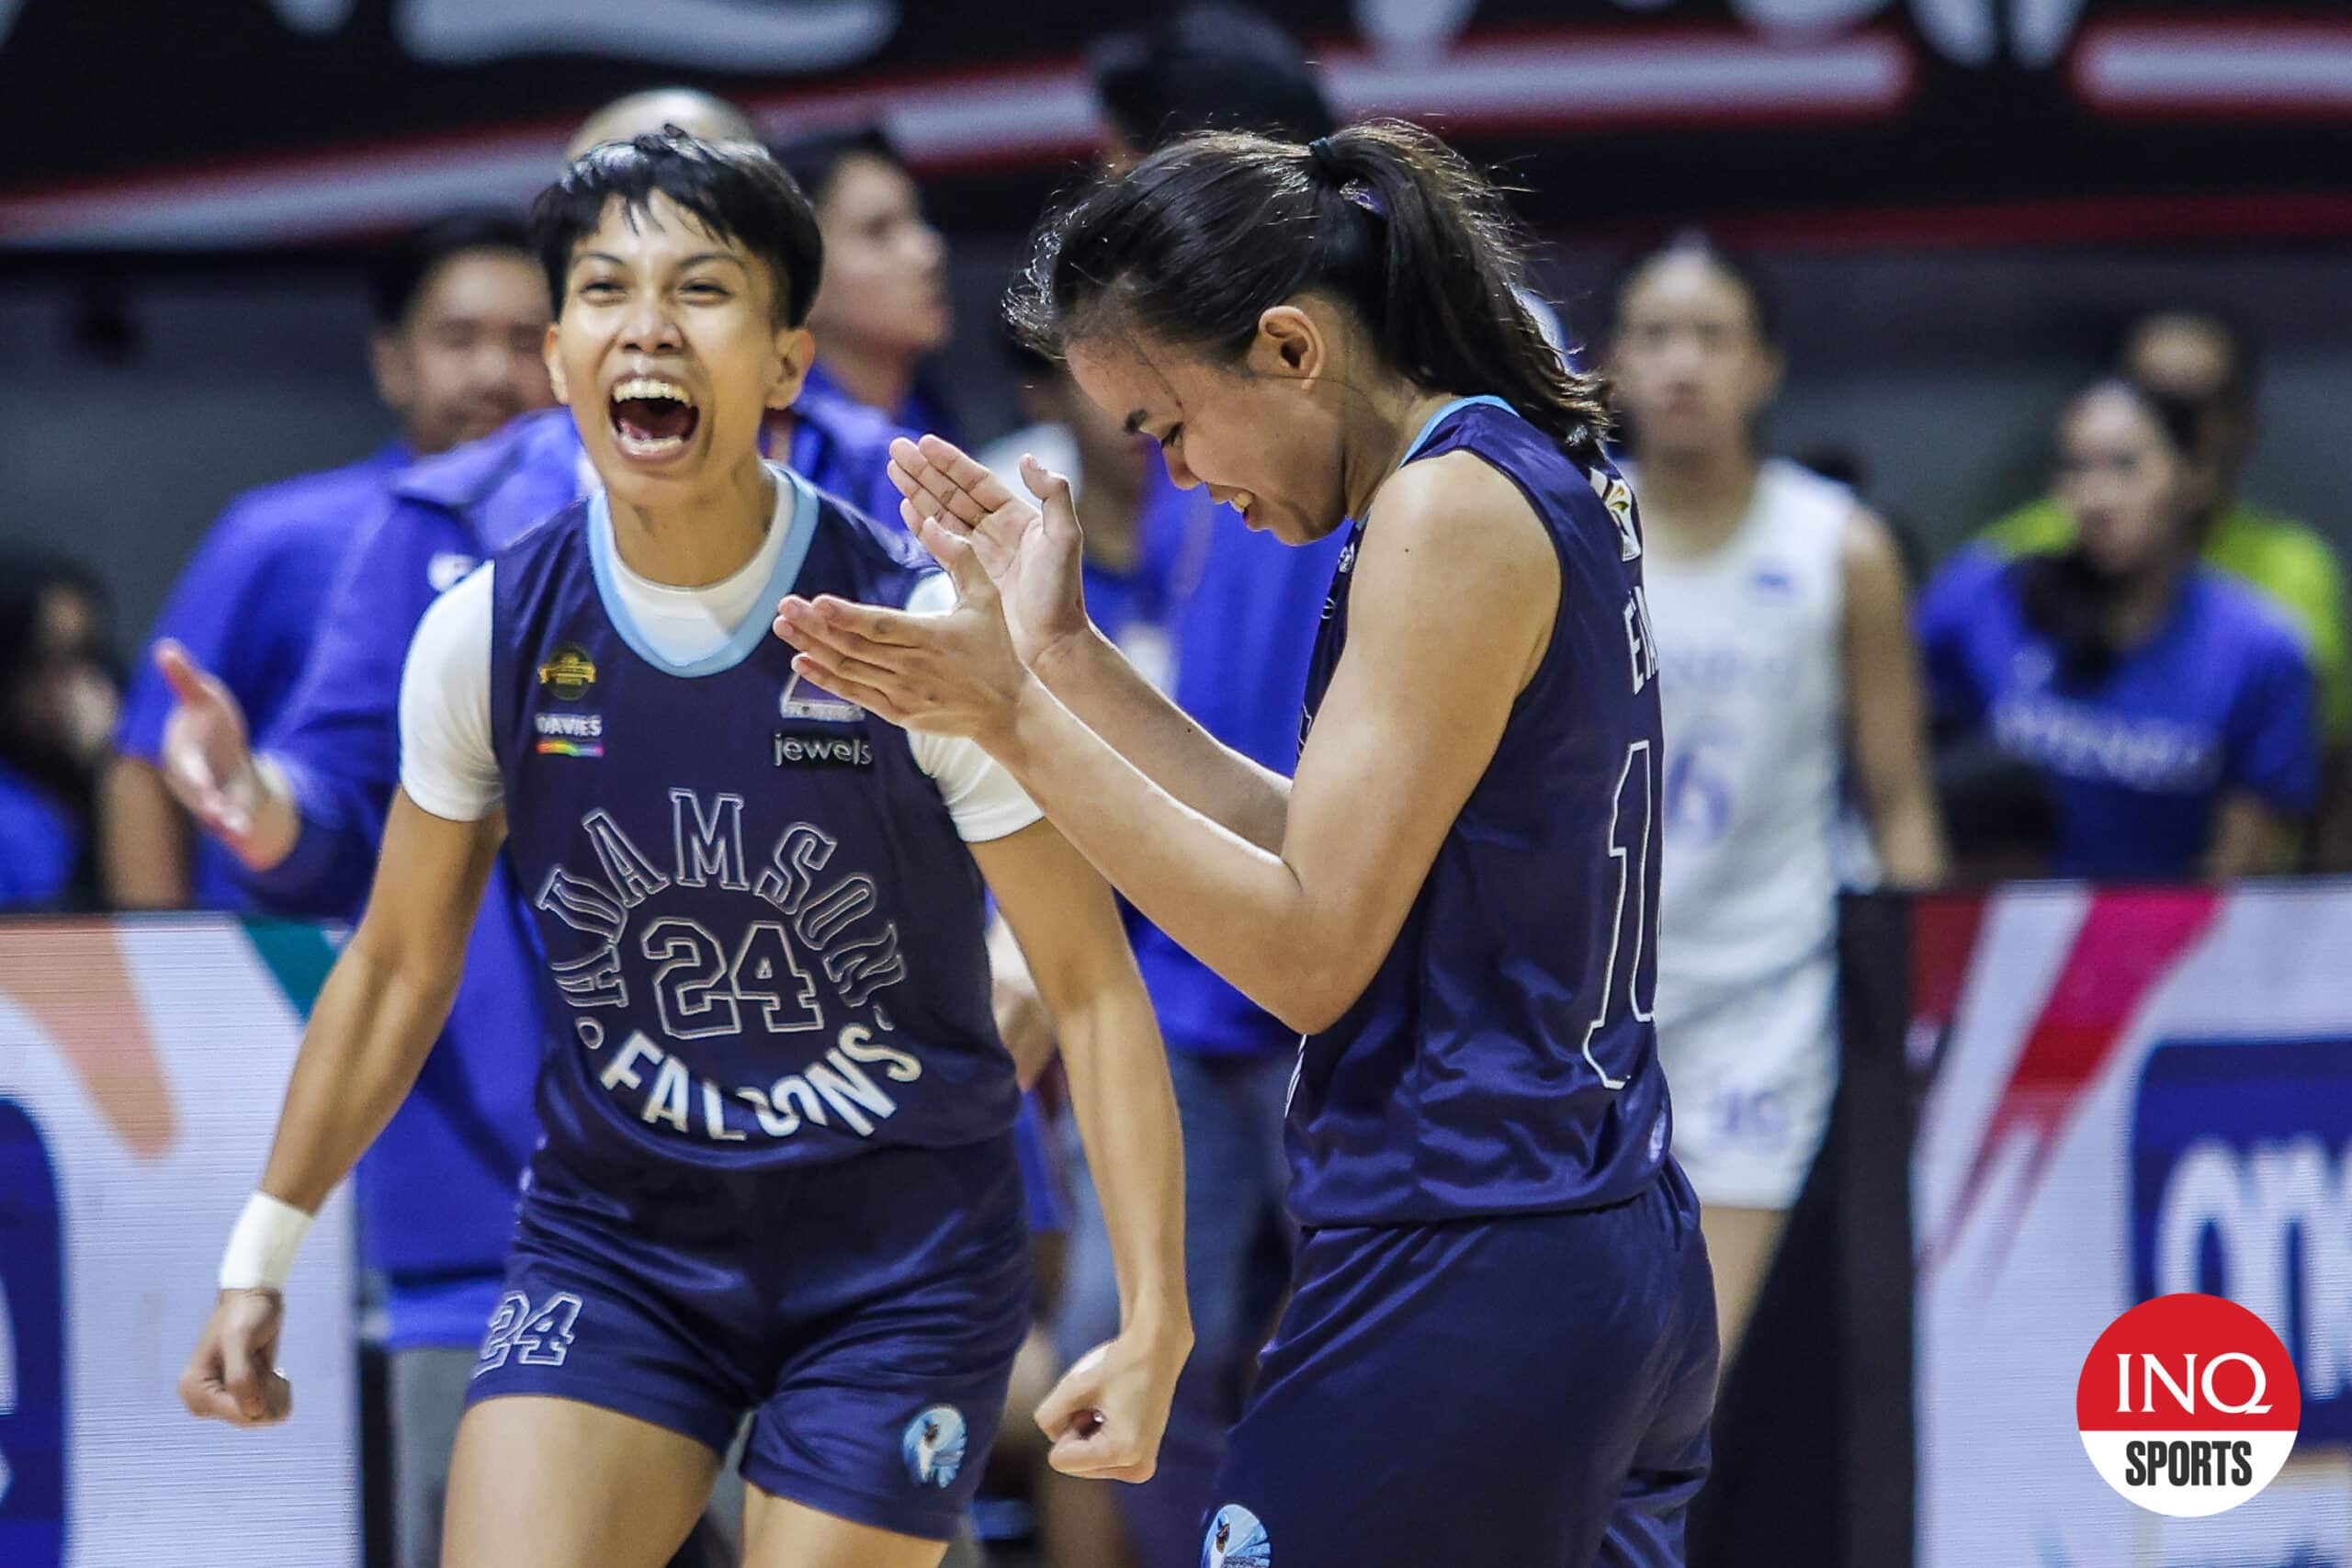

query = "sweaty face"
[[548, 193, 809, 509], [2057, 387, 2194, 580], [1066, 327, 1348, 546], [806, 155, 951, 359], [1609, 253, 1779, 461], [379, 250, 554, 455]]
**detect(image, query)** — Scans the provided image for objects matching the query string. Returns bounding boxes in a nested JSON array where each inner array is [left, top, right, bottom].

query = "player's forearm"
[[1869, 785, 1949, 889], [1035, 626, 1291, 852], [1056, 981, 1191, 1348], [2203, 795, 2291, 882], [997, 681, 1347, 1031], [255, 931, 461, 1213], [99, 756, 195, 909]]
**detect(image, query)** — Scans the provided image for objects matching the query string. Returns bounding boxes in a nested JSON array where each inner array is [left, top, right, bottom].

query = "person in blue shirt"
[[777, 119, 1717, 1568], [103, 210, 554, 912], [775, 129, 960, 443], [178, 128, 1186, 1568], [0, 550, 119, 909], [1917, 377, 2318, 880]]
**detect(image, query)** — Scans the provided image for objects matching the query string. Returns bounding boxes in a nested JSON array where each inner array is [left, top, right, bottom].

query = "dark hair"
[[1611, 230, 1778, 344], [773, 125, 904, 212], [1091, 3, 1337, 152], [2020, 376, 2210, 682], [1935, 734, 2060, 879], [369, 209, 536, 328], [531, 127, 823, 328], [1009, 119, 1608, 463]]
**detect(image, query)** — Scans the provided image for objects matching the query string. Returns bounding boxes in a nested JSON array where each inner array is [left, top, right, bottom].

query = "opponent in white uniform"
[[1610, 236, 1948, 1364]]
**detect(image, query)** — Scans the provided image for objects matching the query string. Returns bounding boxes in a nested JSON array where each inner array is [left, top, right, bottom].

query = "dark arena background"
[[1, 3, 2347, 1566]]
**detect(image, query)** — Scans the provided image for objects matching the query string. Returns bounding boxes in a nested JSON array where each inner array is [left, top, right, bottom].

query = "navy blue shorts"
[[465, 1133, 1033, 1542], [1203, 1165, 1717, 1568]]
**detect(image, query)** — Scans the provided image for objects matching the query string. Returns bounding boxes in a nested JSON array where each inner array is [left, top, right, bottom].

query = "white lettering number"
[[1580, 740, 1658, 1089]]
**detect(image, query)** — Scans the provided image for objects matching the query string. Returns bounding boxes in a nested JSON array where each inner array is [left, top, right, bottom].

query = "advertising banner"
[[1914, 886, 2352, 1567], [0, 919, 358, 1568]]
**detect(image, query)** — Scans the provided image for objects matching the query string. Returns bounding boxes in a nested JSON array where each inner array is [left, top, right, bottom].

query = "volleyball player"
[[775, 120, 1718, 1566], [180, 130, 1189, 1568]]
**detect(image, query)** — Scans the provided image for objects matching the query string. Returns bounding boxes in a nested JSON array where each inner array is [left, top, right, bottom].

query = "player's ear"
[[1249, 303, 1324, 384], [543, 321, 570, 406], [766, 324, 815, 412]]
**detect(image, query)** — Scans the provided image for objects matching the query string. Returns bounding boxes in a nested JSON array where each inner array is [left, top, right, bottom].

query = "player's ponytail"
[[1009, 118, 1609, 464]]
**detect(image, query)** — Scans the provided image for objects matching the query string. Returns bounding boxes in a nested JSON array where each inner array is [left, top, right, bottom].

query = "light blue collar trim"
[[587, 463, 816, 678], [1401, 394, 1519, 465]]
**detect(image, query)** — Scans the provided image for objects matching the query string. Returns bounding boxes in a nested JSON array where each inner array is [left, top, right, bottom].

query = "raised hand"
[[179, 1289, 293, 1427], [888, 435, 1089, 671], [154, 639, 265, 840], [774, 511, 1038, 750]]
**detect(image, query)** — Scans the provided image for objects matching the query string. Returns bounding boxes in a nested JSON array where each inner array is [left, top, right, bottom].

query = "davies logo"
[[2075, 1292, 2300, 1517]]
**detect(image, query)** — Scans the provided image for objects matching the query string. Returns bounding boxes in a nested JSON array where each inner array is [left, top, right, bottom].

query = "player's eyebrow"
[[568, 250, 748, 273]]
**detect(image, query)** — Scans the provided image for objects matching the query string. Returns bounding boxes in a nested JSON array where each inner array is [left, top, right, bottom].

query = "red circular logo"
[[2076, 1292, 2301, 1517]]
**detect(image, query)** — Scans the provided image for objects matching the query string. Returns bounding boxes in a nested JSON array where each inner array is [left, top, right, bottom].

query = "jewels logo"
[[2075, 1292, 2300, 1517]]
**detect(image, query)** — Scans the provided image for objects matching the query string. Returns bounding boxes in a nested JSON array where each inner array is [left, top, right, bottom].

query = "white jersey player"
[[1610, 235, 1948, 1364]]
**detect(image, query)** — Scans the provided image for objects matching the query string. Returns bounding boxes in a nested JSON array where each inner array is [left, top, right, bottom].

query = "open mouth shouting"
[[608, 375, 700, 464]]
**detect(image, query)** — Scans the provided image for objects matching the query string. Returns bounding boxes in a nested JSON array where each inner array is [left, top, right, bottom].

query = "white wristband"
[[219, 1192, 312, 1292]]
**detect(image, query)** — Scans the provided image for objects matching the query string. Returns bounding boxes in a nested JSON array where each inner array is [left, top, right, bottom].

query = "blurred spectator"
[[775, 128, 960, 441], [0, 550, 119, 910], [1975, 310, 2351, 864], [1608, 233, 1945, 1368], [1921, 378, 2317, 880], [1091, 1, 1337, 170], [102, 209, 552, 911]]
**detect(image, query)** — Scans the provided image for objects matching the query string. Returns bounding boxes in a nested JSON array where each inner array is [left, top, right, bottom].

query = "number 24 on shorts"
[[474, 1292, 584, 1375]]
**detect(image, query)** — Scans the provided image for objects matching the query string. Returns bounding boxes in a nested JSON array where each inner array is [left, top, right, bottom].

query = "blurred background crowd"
[[2, 2, 2348, 1565]]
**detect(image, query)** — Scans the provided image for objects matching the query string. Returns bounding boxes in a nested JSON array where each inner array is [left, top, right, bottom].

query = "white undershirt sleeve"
[[396, 563, 503, 821], [900, 572, 1046, 843]]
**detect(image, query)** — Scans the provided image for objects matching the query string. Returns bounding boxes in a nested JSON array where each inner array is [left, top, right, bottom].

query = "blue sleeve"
[[240, 499, 448, 919], [1914, 548, 2000, 734], [2224, 631, 2321, 816], [116, 499, 298, 763]]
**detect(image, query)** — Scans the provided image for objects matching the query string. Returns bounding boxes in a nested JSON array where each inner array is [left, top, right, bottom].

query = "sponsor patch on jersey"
[[780, 670, 862, 724], [534, 710, 605, 758], [774, 728, 872, 770], [537, 643, 597, 701]]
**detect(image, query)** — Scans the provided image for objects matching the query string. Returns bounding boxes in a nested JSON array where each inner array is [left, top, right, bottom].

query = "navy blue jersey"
[[1292, 396, 1671, 1226], [488, 469, 1019, 1171]]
